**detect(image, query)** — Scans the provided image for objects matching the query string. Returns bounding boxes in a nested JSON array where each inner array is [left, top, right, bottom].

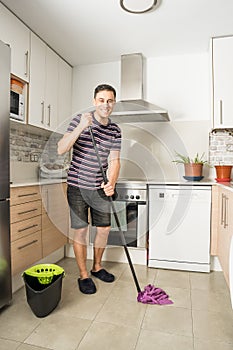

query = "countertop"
[[10, 177, 233, 192], [10, 178, 67, 188]]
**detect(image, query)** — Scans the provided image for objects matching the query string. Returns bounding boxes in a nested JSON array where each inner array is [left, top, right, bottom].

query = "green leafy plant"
[[172, 151, 210, 165]]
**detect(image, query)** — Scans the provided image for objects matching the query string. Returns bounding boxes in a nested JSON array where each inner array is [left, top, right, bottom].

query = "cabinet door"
[[41, 183, 68, 257], [217, 188, 233, 286], [45, 47, 59, 131], [28, 32, 46, 128], [57, 58, 72, 134], [0, 3, 30, 81], [212, 37, 233, 128]]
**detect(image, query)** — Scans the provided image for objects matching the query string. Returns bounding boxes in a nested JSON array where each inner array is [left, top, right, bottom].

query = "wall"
[[10, 121, 69, 183], [71, 52, 212, 180]]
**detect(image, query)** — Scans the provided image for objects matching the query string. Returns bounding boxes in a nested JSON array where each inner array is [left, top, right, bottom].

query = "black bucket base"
[[23, 273, 63, 318]]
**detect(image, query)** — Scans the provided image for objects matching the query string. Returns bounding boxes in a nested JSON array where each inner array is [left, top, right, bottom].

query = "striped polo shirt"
[[66, 113, 121, 190]]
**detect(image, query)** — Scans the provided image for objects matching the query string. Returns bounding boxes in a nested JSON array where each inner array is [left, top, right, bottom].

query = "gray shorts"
[[67, 184, 111, 229]]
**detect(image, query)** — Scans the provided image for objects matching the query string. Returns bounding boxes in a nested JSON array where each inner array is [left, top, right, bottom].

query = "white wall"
[[72, 61, 120, 114]]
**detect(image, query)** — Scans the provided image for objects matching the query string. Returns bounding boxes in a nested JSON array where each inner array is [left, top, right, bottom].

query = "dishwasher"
[[148, 185, 212, 272]]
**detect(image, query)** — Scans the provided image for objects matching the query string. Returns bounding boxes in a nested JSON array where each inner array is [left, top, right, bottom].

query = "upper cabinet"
[[0, 3, 30, 81], [212, 36, 233, 128], [57, 58, 72, 134], [29, 32, 59, 131], [29, 32, 72, 132]]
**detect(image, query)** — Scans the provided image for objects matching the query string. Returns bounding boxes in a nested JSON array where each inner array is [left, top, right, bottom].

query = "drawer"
[[10, 200, 41, 223], [11, 231, 42, 275], [11, 215, 41, 242], [11, 186, 41, 206]]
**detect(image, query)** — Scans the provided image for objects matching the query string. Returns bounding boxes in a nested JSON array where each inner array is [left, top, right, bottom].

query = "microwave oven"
[[10, 90, 25, 121]]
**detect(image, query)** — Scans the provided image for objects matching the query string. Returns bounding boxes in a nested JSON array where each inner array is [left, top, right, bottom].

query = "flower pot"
[[184, 163, 203, 177], [215, 165, 232, 182]]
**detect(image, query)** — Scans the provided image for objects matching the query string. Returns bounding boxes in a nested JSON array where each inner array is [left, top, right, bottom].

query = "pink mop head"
[[137, 284, 173, 305]]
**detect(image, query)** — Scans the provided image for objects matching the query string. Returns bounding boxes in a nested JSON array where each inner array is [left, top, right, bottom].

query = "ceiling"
[[1, 0, 233, 67]]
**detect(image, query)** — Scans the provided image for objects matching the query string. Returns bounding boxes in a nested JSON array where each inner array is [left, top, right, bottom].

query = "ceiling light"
[[120, 0, 158, 14]]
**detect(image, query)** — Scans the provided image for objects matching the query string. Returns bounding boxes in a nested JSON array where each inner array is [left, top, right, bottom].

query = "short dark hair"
[[94, 84, 116, 99]]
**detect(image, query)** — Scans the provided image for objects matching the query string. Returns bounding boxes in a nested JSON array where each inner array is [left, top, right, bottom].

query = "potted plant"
[[214, 164, 232, 182], [172, 152, 210, 180]]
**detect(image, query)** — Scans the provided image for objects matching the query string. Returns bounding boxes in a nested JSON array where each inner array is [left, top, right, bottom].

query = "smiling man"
[[57, 84, 121, 294]]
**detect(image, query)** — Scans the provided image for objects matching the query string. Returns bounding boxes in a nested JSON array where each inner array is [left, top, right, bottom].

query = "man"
[[57, 84, 121, 294]]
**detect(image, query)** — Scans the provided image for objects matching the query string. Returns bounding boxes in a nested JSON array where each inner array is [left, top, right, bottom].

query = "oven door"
[[90, 200, 148, 248]]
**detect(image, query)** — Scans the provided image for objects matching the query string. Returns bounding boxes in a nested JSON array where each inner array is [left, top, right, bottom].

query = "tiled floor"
[[0, 257, 233, 350]]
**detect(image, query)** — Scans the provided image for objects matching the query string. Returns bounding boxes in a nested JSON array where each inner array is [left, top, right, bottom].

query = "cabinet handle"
[[221, 193, 225, 225], [41, 101, 45, 124], [219, 100, 223, 125], [47, 104, 51, 126], [24, 51, 29, 77], [18, 208, 38, 215], [18, 239, 38, 250], [224, 196, 228, 228], [18, 192, 38, 198], [18, 224, 38, 233]]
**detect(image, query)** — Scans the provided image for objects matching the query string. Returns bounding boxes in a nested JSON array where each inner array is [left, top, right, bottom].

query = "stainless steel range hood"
[[111, 53, 170, 123]]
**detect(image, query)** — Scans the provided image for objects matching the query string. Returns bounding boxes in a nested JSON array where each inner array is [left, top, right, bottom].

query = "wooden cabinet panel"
[[11, 231, 42, 275], [11, 215, 41, 242], [11, 186, 41, 205], [210, 185, 219, 255], [217, 187, 233, 286], [10, 199, 41, 224], [41, 183, 68, 257]]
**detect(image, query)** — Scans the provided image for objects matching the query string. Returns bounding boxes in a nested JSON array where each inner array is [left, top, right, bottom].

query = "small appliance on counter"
[[39, 162, 68, 179]]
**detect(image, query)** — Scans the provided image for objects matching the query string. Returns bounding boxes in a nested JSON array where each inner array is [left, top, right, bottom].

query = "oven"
[[90, 181, 148, 248]]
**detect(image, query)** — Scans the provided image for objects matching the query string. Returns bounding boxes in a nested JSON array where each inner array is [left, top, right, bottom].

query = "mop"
[[89, 126, 173, 305]]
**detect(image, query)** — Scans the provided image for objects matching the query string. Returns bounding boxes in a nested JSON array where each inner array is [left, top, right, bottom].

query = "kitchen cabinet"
[[10, 186, 42, 275], [41, 183, 68, 257], [212, 36, 233, 128], [57, 58, 72, 133], [0, 3, 30, 81], [217, 186, 233, 287], [29, 32, 59, 131]]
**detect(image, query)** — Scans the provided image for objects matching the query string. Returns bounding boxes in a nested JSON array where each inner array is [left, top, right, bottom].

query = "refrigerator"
[[0, 39, 12, 309]]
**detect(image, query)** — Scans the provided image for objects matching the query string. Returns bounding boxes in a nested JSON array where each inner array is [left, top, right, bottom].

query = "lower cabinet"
[[217, 186, 233, 286], [41, 183, 68, 257], [10, 186, 42, 275], [10, 183, 69, 275]]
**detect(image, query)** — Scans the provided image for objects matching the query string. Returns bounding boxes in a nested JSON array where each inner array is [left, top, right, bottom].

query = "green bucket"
[[23, 264, 65, 285]]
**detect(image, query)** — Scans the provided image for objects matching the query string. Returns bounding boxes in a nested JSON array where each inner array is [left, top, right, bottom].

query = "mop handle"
[[88, 126, 141, 293]]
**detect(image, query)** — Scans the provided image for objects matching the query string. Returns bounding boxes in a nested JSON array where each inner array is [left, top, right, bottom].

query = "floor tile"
[[155, 269, 190, 289], [95, 295, 147, 329], [2, 258, 233, 350], [109, 280, 142, 302], [192, 309, 233, 343], [191, 288, 232, 313], [194, 338, 233, 350], [0, 338, 20, 350], [142, 305, 193, 337], [135, 329, 194, 350], [0, 300, 40, 342], [119, 264, 157, 285], [24, 314, 91, 350], [77, 321, 139, 350], [18, 344, 50, 350], [190, 271, 229, 292]]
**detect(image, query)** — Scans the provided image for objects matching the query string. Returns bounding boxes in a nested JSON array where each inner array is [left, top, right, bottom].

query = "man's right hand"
[[79, 113, 93, 130]]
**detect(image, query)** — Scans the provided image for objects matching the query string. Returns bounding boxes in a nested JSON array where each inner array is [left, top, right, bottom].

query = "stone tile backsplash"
[[10, 123, 67, 164], [209, 129, 233, 165]]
